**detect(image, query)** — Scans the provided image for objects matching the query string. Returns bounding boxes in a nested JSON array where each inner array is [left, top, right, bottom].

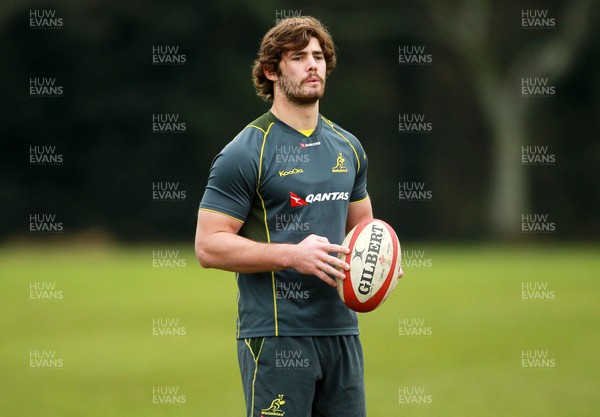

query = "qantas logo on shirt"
[[289, 192, 309, 207], [289, 191, 350, 207]]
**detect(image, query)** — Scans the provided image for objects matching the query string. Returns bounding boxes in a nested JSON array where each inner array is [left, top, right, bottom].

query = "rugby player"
[[195, 15, 402, 417]]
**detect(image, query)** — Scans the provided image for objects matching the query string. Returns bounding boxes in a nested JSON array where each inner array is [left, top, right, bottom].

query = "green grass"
[[1, 244, 599, 416]]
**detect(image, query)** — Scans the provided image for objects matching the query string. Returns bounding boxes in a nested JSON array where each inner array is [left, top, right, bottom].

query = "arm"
[[347, 197, 404, 279], [195, 210, 350, 287], [346, 197, 373, 233]]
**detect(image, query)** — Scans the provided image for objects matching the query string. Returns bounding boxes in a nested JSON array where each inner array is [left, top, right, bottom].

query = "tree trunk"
[[489, 92, 527, 238]]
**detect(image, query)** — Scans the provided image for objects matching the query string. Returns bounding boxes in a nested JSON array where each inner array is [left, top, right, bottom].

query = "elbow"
[[195, 240, 213, 269]]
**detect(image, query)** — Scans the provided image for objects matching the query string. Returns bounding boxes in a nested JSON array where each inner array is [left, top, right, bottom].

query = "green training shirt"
[[199, 111, 369, 338]]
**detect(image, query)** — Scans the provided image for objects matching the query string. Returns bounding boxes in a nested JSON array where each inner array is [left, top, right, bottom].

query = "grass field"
[[1, 243, 599, 416]]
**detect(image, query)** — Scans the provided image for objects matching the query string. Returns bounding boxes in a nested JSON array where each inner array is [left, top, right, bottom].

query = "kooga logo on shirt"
[[289, 191, 349, 207]]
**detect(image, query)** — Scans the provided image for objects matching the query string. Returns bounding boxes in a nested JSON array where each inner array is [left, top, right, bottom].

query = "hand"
[[290, 234, 350, 287]]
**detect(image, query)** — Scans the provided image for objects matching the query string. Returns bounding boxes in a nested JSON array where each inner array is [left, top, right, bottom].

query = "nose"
[[306, 54, 318, 71]]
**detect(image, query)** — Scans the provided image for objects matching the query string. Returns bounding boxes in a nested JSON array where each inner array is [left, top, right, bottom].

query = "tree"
[[426, 0, 595, 237]]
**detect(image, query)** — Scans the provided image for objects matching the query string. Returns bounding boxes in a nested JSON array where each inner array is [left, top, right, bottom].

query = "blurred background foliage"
[[1, 0, 598, 242]]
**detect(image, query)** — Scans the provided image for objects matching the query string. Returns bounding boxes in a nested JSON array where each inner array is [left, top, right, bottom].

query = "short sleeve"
[[199, 130, 261, 222], [350, 139, 369, 203]]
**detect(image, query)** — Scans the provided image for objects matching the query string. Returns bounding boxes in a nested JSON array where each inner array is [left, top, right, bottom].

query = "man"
[[195, 16, 401, 417]]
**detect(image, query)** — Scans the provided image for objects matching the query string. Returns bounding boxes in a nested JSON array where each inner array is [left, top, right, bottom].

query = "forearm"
[[195, 211, 349, 285], [196, 231, 294, 273]]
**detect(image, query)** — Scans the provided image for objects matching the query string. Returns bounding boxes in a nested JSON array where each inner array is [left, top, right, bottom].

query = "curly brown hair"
[[252, 16, 337, 102]]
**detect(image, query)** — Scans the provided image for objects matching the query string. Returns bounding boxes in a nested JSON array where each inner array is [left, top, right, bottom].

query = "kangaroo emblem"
[[261, 394, 286, 413], [331, 152, 348, 173]]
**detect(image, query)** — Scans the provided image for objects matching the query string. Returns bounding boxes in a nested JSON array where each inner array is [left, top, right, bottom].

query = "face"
[[271, 37, 327, 106]]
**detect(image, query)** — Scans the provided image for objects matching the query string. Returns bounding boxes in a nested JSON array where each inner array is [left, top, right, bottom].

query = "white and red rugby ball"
[[337, 219, 402, 312]]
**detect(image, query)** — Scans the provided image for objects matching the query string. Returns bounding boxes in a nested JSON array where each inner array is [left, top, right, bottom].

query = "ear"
[[264, 66, 278, 82]]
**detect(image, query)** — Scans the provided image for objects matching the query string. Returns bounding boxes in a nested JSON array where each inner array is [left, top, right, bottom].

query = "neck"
[[270, 96, 319, 131]]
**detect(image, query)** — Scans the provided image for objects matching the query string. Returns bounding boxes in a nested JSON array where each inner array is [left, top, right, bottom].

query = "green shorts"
[[237, 335, 366, 417]]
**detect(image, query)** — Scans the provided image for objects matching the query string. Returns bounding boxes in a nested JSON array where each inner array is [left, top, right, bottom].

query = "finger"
[[320, 261, 346, 280], [315, 269, 338, 287], [327, 255, 350, 270], [314, 235, 330, 243], [317, 251, 349, 268], [324, 244, 350, 254]]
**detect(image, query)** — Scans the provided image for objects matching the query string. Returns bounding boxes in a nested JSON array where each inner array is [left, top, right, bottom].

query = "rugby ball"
[[337, 219, 402, 312]]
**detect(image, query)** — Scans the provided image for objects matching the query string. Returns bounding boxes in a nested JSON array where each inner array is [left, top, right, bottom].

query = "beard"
[[277, 73, 325, 106]]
